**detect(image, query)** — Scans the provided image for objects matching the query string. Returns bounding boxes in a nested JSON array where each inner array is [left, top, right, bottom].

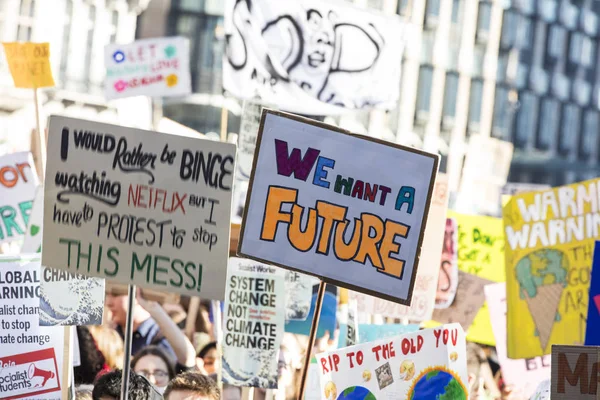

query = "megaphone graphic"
[[28, 363, 55, 387]]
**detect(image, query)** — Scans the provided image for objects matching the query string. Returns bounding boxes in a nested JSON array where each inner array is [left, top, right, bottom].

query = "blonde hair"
[[88, 325, 124, 370]]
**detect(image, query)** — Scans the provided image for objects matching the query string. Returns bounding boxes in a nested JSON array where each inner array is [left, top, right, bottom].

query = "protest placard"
[[501, 183, 551, 198], [238, 110, 439, 305], [485, 282, 550, 399], [551, 345, 600, 399], [435, 218, 458, 309], [0, 152, 38, 245], [2, 42, 54, 88], [22, 188, 105, 326], [346, 300, 358, 346], [585, 241, 600, 345], [503, 178, 599, 358], [222, 258, 284, 388], [349, 174, 449, 320], [286, 284, 337, 339], [318, 324, 468, 399], [338, 324, 420, 348], [104, 37, 191, 100], [284, 271, 316, 321], [42, 116, 236, 298], [0, 255, 64, 400]]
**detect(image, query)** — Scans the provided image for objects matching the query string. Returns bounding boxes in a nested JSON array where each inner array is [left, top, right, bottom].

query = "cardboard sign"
[[551, 345, 600, 398], [503, 178, 599, 358], [2, 42, 55, 88], [222, 258, 284, 388], [586, 241, 600, 345], [104, 37, 191, 100], [435, 218, 458, 309], [238, 110, 439, 305], [317, 324, 468, 399], [284, 270, 316, 321], [0, 255, 64, 400], [348, 174, 449, 320], [485, 282, 551, 399], [338, 324, 420, 348], [285, 284, 337, 339], [42, 116, 236, 298], [22, 188, 105, 326], [0, 152, 39, 245]]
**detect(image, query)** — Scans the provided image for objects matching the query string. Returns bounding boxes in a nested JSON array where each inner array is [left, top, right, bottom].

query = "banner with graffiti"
[[503, 179, 599, 358], [224, 0, 405, 114], [317, 324, 468, 399], [238, 110, 439, 305]]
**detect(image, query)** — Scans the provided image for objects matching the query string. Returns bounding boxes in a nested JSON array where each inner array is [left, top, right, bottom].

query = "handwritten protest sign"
[[318, 324, 468, 399], [485, 282, 550, 399], [104, 37, 191, 99], [435, 218, 458, 309], [22, 188, 104, 326], [338, 324, 420, 348], [0, 152, 38, 245], [551, 345, 600, 399], [585, 241, 600, 345], [42, 116, 235, 298], [2, 42, 55, 88], [222, 258, 284, 388], [284, 271, 316, 321], [503, 178, 599, 358], [349, 174, 449, 320], [239, 110, 439, 305], [0, 255, 64, 400]]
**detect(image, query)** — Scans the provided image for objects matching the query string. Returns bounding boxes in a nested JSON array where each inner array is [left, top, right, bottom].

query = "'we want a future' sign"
[[42, 116, 235, 299], [238, 110, 439, 305]]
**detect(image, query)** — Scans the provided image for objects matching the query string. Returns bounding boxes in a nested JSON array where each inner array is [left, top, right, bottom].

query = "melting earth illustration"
[[336, 386, 376, 400], [408, 367, 467, 400]]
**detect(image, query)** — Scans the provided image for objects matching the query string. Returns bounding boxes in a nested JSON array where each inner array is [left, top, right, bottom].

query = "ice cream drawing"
[[515, 249, 568, 352]]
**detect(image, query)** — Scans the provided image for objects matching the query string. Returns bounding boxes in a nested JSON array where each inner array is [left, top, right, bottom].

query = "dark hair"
[[163, 372, 220, 400], [131, 346, 176, 380], [92, 370, 161, 400], [198, 341, 217, 359], [74, 326, 107, 385]]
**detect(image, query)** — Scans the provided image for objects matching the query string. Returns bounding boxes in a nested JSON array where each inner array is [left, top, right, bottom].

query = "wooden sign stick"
[[61, 326, 72, 400], [297, 281, 326, 400], [33, 87, 46, 180]]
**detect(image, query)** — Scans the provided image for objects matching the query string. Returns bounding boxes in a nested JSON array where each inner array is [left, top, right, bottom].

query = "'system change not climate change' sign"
[[42, 116, 235, 299], [238, 110, 439, 305]]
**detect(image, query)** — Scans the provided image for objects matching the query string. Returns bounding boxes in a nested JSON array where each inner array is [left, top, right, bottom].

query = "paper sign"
[[503, 178, 599, 358], [551, 345, 600, 399], [346, 300, 358, 346], [485, 282, 550, 399], [349, 174, 449, 321], [239, 110, 439, 305], [284, 271, 316, 321], [285, 284, 337, 339], [42, 116, 236, 298], [338, 324, 420, 347], [317, 324, 469, 399], [501, 183, 551, 197], [585, 241, 600, 345], [22, 188, 105, 326], [435, 218, 458, 309], [0, 152, 39, 245], [222, 258, 284, 388], [238, 101, 267, 180], [0, 255, 64, 400], [104, 37, 191, 100], [2, 42, 55, 88]]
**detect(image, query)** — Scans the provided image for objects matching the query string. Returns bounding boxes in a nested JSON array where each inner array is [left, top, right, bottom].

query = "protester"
[[88, 325, 125, 370], [163, 371, 221, 400], [75, 385, 94, 400], [75, 326, 111, 385], [92, 370, 163, 400], [132, 346, 177, 392], [106, 288, 196, 370], [197, 342, 219, 375]]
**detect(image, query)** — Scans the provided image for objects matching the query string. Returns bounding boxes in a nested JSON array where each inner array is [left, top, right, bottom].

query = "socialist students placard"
[[238, 110, 439, 305]]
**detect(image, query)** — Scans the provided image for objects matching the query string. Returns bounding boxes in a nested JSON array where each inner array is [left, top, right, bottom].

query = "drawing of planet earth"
[[408, 368, 467, 400], [336, 386, 376, 400]]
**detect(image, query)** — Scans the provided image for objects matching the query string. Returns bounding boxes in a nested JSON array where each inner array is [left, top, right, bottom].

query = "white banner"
[[42, 116, 235, 299], [104, 37, 191, 100], [0, 255, 64, 400], [0, 152, 38, 246], [239, 111, 439, 305], [22, 188, 105, 326], [222, 257, 284, 388], [224, 0, 405, 114], [317, 324, 468, 399]]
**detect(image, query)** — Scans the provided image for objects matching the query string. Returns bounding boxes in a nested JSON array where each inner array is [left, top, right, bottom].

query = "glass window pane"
[[468, 80, 483, 125], [492, 86, 508, 136], [537, 98, 558, 150], [581, 110, 598, 157], [477, 2, 492, 33], [559, 103, 580, 154], [426, 0, 441, 16], [515, 91, 537, 147], [421, 30, 435, 63], [416, 66, 433, 113], [451, 0, 463, 24], [443, 72, 459, 119], [568, 32, 582, 64], [178, 0, 205, 12]]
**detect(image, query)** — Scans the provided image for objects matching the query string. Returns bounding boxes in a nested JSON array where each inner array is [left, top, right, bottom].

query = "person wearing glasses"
[[132, 346, 176, 393]]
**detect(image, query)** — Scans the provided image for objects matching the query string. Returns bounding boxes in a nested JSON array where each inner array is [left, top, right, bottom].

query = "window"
[[442, 72, 459, 123], [516, 16, 533, 50], [492, 86, 509, 138], [472, 44, 485, 78], [537, 97, 559, 150], [451, 0, 463, 24], [426, 0, 441, 17], [501, 11, 517, 48], [110, 10, 119, 44], [83, 5, 96, 87], [59, 0, 73, 84], [17, 0, 35, 41], [497, 52, 508, 82], [421, 30, 435, 64], [416, 66, 433, 118], [581, 36, 594, 67], [547, 25, 565, 58], [468, 79, 484, 129], [581, 110, 598, 158], [568, 32, 583, 64], [515, 91, 537, 148], [398, 0, 412, 16], [477, 2, 492, 38], [559, 103, 580, 155]]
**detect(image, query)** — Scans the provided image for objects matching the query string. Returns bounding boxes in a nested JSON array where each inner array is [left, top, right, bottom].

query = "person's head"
[[75, 385, 94, 400], [163, 372, 221, 400], [92, 370, 162, 400], [131, 346, 176, 389], [88, 325, 124, 370], [105, 294, 129, 327], [74, 326, 109, 385], [197, 342, 218, 375]]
